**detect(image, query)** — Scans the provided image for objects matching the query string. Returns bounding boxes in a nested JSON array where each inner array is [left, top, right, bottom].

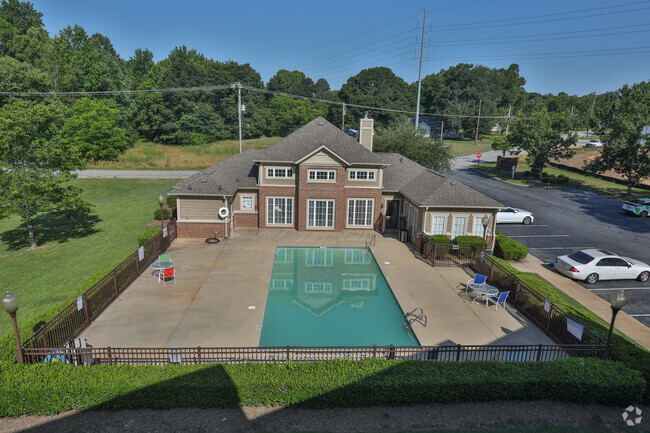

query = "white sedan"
[[554, 249, 650, 284], [585, 139, 603, 147], [496, 207, 534, 224]]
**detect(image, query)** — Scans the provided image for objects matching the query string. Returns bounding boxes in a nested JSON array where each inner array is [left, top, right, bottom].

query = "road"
[[451, 157, 650, 327], [75, 169, 195, 179]]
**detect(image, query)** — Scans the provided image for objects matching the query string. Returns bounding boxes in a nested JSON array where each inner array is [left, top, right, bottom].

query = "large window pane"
[[348, 199, 373, 226]]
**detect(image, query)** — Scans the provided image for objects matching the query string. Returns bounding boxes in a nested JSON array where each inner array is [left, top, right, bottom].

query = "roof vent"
[[318, 121, 324, 126], [200, 176, 207, 183], [400, 157, 403, 162], [187, 184, 192, 191], [235, 177, 240, 183], [218, 185, 222, 191], [450, 181, 457, 186]]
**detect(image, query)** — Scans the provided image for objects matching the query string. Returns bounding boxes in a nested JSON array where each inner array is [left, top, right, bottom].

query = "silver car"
[[496, 207, 534, 225], [554, 249, 650, 284]]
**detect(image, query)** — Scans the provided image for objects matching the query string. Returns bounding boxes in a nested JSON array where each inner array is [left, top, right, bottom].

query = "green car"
[[622, 198, 650, 217]]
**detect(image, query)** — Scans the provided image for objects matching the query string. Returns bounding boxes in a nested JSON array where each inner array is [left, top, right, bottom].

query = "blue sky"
[[33, 0, 650, 96]]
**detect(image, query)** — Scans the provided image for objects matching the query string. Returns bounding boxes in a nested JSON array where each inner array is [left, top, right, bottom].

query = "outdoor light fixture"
[[158, 193, 165, 231], [2, 290, 24, 364], [481, 215, 490, 252], [605, 290, 628, 359]]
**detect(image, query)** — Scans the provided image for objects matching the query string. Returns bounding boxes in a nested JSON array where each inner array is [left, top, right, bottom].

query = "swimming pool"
[[259, 247, 419, 347]]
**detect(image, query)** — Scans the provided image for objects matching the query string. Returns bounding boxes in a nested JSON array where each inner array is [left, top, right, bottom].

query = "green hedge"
[[154, 207, 171, 220], [137, 226, 161, 247], [428, 235, 451, 259], [490, 256, 650, 401], [494, 230, 528, 260], [0, 358, 643, 416], [454, 235, 484, 247]]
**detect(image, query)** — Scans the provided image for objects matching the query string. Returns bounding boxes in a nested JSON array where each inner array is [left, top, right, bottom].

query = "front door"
[[386, 199, 400, 229]]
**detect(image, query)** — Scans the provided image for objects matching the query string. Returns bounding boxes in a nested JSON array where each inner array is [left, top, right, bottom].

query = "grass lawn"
[[473, 160, 647, 199], [447, 135, 496, 156], [89, 137, 281, 170], [0, 178, 180, 336]]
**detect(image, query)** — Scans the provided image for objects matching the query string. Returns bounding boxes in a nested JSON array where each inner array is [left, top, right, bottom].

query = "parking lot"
[[452, 166, 650, 328]]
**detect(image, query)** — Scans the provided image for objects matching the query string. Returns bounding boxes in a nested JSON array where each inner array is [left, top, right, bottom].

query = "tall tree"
[[314, 78, 331, 100], [0, 100, 91, 248], [267, 69, 315, 97], [374, 121, 454, 173], [0, 0, 42, 34], [267, 96, 327, 136], [586, 81, 650, 195], [61, 97, 133, 162], [506, 107, 576, 180]]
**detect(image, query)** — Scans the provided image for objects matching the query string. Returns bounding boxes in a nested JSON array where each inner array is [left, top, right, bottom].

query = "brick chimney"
[[358, 118, 374, 152]]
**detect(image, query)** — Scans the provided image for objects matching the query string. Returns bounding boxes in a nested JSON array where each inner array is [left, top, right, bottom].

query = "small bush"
[[454, 235, 484, 258], [137, 226, 161, 247], [154, 208, 171, 221], [428, 235, 451, 244], [557, 174, 570, 184], [494, 230, 528, 260], [0, 358, 643, 416], [428, 235, 451, 259], [524, 170, 531, 177], [166, 196, 176, 209]]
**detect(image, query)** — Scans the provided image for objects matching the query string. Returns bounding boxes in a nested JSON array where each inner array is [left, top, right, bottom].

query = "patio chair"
[[465, 273, 487, 292], [159, 266, 175, 286], [488, 291, 509, 311]]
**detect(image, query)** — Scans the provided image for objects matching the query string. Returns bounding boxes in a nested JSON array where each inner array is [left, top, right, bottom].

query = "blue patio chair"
[[465, 273, 487, 292], [489, 291, 510, 311]]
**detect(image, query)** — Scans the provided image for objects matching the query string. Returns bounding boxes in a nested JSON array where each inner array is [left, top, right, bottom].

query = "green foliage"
[[267, 69, 315, 97], [506, 107, 577, 180], [154, 208, 170, 220], [166, 195, 176, 209], [494, 230, 528, 260], [454, 235, 484, 247], [585, 81, 650, 195], [137, 226, 160, 247], [429, 235, 451, 244], [0, 99, 92, 248], [491, 134, 519, 156], [489, 256, 650, 400], [0, 55, 49, 98], [268, 96, 327, 136], [0, 358, 643, 416], [61, 97, 133, 162], [429, 235, 451, 258], [374, 121, 454, 172]]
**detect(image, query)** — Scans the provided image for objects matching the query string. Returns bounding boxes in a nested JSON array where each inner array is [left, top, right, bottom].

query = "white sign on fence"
[[163, 227, 168, 238], [544, 298, 551, 313], [77, 295, 83, 311], [138, 246, 144, 261], [566, 317, 584, 341]]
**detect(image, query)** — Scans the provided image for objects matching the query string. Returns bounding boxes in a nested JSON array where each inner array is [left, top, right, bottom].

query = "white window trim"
[[266, 167, 295, 179], [348, 169, 376, 181], [346, 198, 375, 228], [473, 216, 486, 237], [307, 169, 337, 183], [451, 215, 469, 240], [307, 199, 335, 229], [240, 195, 254, 211], [430, 215, 446, 236], [266, 196, 293, 226]]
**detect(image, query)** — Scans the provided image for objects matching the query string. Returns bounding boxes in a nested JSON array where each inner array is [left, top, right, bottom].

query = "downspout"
[[224, 196, 229, 239]]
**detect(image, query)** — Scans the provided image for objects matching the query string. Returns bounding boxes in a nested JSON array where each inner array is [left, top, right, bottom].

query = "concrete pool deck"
[[81, 229, 554, 348]]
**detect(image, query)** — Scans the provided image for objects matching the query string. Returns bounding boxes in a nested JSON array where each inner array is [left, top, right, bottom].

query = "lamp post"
[[158, 193, 165, 231], [2, 290, 24, 364], [604, 290, 628, 359], [481, 215, 490, 252]]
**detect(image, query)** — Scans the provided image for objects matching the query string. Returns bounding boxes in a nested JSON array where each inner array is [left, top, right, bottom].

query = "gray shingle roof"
[[168, 149, 261, 197], [378, 153, 503, 208], [254, 117, 385, 165]]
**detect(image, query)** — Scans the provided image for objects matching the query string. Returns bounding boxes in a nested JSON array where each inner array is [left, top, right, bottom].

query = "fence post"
[[83, 294, 90, 327], [135, 252, 140, 274], [514, 281, 521, 306], [286, 345, 290, 361], [373, 345, 377, 358], [489, 259, 495, 281], [40, 325, 48, 348], [431, 242, 437, 266], [536, 344, 543, 361], [107, 346, 113, 366], [546, 306, 555, 336], [456, 344, 462, 361], [197, 346, 202, 365], [113, 269, 118, 297]]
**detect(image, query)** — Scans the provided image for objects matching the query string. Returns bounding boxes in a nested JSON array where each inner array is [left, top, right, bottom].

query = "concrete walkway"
[[511, 255, 650, 350], [81, 230, 553, 348]]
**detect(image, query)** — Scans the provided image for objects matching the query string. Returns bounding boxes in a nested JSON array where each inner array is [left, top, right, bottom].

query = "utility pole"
[[505, 104, 511, 135], [341, 103, 346, 131], [234, 82, 243, 154], [586, 91, 596, 138], [474, 98, 482, 145], [440, 120, 444, 141], [414, 9, 427, 132]]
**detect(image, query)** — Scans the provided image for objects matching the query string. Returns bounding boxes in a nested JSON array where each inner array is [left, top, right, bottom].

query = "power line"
[[424, 45, 650, 62]]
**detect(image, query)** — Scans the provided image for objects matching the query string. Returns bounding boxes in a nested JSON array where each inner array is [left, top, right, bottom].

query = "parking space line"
[[509, 235, 570, 238], [587, 287, 650, 291], [629, 314, 650, 317], [528, 247, 595, 250]]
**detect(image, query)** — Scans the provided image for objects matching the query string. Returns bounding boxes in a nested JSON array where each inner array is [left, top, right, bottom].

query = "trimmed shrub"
[[557, 174, 570, 184], [428, 235, 451, 259], [154, 208, 171, 221], [0, 358, 643, 416], [490, 256, 650, 401], [137, 226, 160, 247], [166, 195, 176, 209], [454, 235, 484, 259], [494, 230, 528, 260]]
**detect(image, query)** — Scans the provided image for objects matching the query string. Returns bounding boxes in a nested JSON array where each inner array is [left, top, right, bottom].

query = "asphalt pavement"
[[451, 160, 650, 327]]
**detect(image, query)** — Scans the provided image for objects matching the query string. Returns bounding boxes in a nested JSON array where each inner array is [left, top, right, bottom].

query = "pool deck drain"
[[81, 229, 554, 348]]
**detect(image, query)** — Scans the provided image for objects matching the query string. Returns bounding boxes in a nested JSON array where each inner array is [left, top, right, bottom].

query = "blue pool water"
[[259, 247, 419, 347]]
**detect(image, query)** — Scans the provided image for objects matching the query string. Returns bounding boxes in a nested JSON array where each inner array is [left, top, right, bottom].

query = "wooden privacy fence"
[[414, 234, 479, 267], [21, 220, 177, 351], [474, 255, 606, 347], [22, 343, 605, 366]]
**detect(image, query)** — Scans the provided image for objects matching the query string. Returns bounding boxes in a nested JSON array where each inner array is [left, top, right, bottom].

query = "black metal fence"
[[414, 234, 479, 267], [21, 220, 177, 350], [23, 343, 605, 366]]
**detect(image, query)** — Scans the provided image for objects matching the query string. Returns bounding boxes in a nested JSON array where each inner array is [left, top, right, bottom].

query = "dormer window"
[[267, 168, 294, 178]]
